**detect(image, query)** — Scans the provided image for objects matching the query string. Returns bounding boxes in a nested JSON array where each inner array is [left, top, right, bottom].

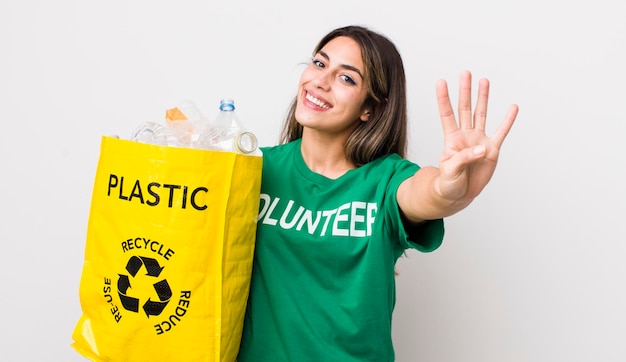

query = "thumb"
[[453, 145, 486, 167], [472, 145, 486, 156], [441, 145, 485, 178]]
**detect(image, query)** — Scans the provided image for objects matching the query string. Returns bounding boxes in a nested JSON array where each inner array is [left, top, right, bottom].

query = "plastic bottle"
[[195, 98, 258, 154], [131, 121, 184, 147], [165, 100, 208, 147]]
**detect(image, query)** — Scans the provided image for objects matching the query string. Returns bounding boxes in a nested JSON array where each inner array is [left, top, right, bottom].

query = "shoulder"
[[260, 139, 299, 155], [260, 140, 299, 163], [258, 140, 300, 176], [363, 154, 420, 179]]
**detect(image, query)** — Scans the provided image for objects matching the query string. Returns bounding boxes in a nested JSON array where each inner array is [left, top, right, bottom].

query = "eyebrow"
[[318, 50, 364, 79]]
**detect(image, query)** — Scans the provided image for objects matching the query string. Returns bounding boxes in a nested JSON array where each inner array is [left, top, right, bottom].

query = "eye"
[[312, 58, 325, 69], [339, 74, 357, 85]]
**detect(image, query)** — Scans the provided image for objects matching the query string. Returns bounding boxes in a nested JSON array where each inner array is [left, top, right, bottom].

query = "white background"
[[1, 0, 625, 361]]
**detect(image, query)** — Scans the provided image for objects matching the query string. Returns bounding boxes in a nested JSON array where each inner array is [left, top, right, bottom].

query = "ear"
[[360, 108, 371, 122]]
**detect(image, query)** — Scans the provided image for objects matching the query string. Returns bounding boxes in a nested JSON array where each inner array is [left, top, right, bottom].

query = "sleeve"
[[402, 218, 444, 253], [387, 157, 445, 253]]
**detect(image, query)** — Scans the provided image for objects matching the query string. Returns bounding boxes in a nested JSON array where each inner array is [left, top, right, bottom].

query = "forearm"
[[397, 166, 474, 223]]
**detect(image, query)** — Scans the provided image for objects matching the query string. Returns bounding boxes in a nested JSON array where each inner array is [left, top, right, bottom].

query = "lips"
[[304, 91, 331, 109]]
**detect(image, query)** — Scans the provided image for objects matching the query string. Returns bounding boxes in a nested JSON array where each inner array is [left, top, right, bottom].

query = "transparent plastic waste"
[[129, 99, 259, 154], [131, 121, 184, 147], [131, 100, 206, 148], [194, 99, 258, 154], [165, 100, 209, 147]]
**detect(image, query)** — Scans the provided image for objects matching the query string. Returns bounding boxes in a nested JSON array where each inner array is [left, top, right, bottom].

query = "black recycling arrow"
[[143, 298, 168, 317], [139, 256, 164, 277], [125, 256, 143, 277], [117, 256, 171, 315], [143, 280, 172, 317], [117, 274, 139, 312], [118, 274, 131, 294], [125, 256, 164, 277], [153, 279, 173, 301]]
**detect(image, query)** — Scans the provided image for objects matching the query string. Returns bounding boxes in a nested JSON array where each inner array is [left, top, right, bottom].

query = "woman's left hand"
[[435, 70, 519, 203]]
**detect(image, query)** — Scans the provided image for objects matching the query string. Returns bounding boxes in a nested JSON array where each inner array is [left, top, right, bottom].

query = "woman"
[[237, 25, 518, 361]]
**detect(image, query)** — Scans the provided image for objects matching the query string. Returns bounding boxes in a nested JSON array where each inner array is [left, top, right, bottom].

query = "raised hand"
[[435, 70, 519, 203]]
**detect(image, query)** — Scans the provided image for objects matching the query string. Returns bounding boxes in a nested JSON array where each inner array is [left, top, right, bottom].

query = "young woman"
[[237, 25, 518, 361]]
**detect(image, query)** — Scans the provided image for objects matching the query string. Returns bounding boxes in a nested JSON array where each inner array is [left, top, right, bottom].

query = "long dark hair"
[[279, 25, 408, 165]]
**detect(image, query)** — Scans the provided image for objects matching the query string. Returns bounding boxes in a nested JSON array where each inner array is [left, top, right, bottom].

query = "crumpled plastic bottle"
[[131, 100, 205, 148], [194, 98, 258, 154], [130, 99, 259, 154], [131, 121, 184, 147], [165, 100, 209, 147]]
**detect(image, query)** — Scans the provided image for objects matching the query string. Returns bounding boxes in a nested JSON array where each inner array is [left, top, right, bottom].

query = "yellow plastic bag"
[[72, 136, 262, 361]]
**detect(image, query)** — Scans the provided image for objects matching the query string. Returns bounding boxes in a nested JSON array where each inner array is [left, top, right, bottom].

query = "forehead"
[[318, 36, 364, 70]]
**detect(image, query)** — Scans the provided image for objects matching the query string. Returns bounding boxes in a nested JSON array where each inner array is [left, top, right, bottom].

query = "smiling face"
[[295, 36, 371, 139]]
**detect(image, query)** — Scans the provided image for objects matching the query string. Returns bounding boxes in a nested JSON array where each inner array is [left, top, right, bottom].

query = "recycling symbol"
[[117, 255, 172, 317]]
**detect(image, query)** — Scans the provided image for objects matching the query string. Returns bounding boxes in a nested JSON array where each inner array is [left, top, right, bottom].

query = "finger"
[[473, 78, 490, 132], [436, 79, 458, 133], [492, 104, 519, 149], [441, 145, 487, 181], [458, 70, 473, 129]]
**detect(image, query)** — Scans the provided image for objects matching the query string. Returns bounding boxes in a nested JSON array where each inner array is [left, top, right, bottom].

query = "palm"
[[435, 70, 518, 202]]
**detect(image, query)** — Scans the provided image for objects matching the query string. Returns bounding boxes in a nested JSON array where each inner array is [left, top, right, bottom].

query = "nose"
[[312, 71, 332, 90]]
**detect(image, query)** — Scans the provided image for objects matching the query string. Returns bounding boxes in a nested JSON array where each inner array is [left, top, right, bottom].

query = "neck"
[[299, 133, 355, 179]]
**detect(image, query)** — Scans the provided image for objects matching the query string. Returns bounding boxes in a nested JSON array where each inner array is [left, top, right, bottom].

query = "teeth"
[[306, 93, 330, 109]]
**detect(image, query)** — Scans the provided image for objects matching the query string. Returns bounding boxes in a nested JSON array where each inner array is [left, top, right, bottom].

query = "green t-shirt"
[[238, 139, 444, 361]]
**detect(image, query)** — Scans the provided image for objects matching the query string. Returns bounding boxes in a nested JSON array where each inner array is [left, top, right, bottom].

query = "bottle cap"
[[219, 99, 235, 111]]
